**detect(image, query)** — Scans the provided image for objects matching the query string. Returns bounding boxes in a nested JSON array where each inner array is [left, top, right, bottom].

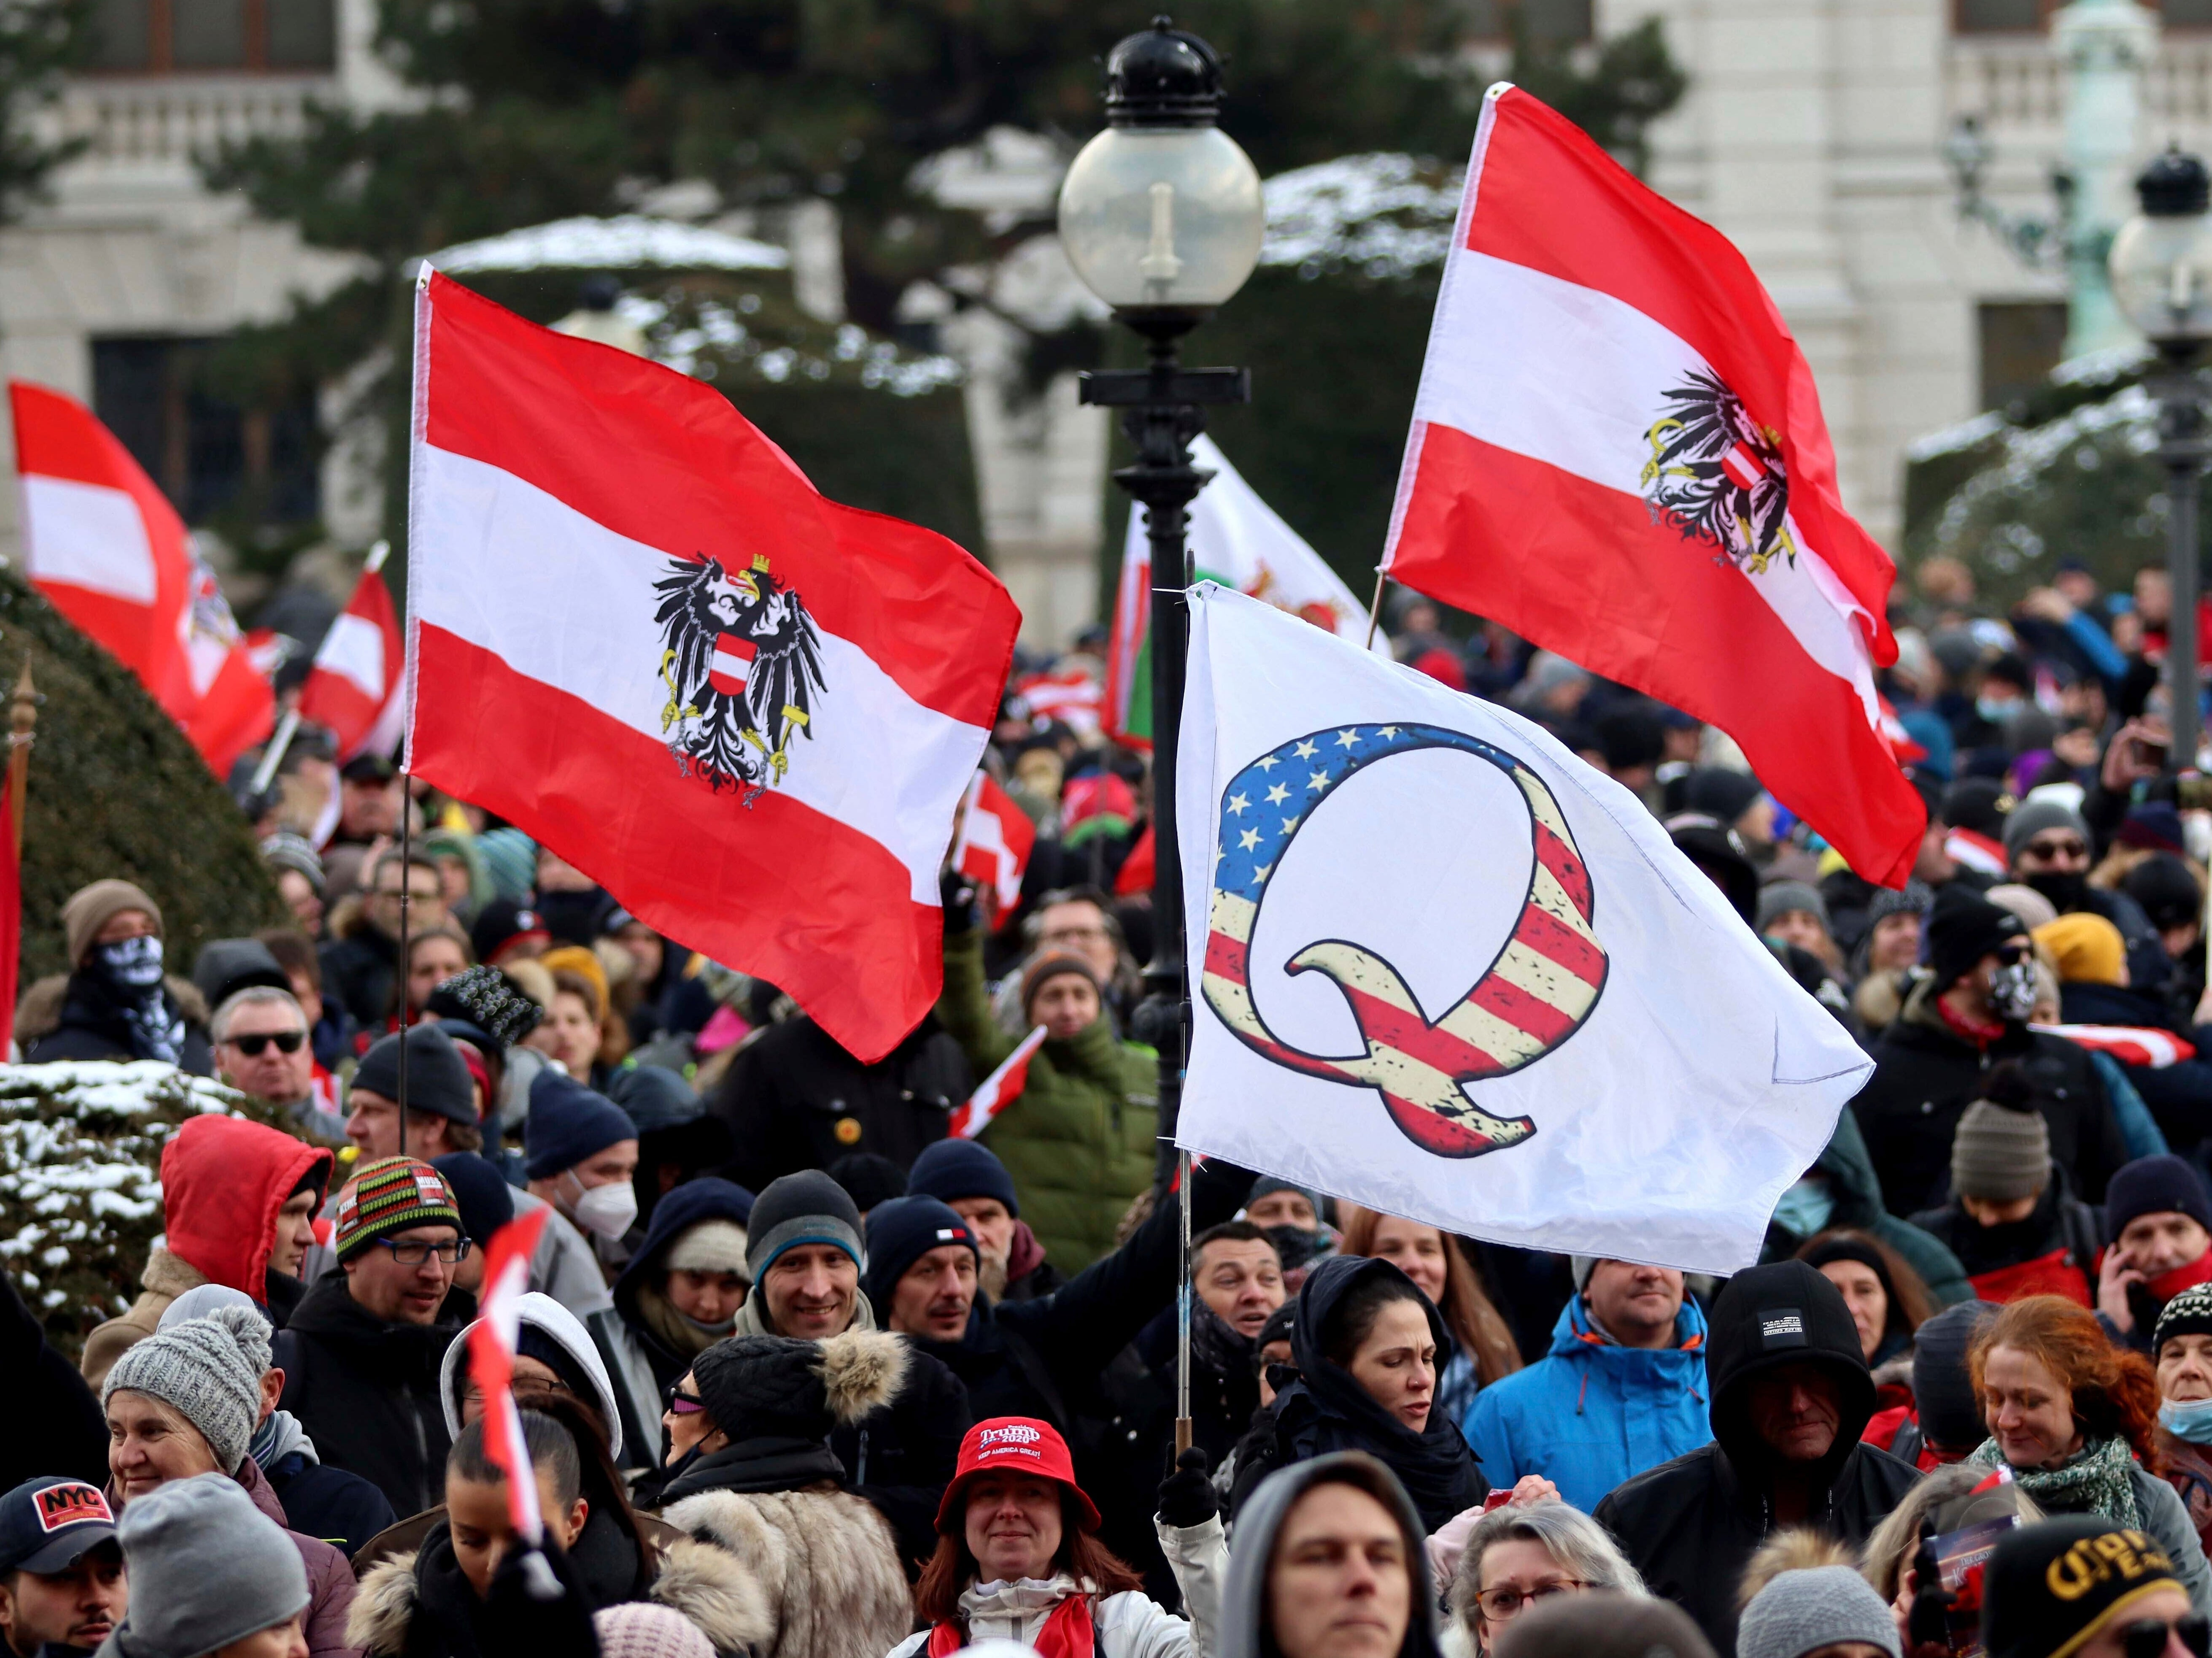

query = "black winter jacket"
[[275, 1273, 476, 1520], [23, 972, 213, 1074], [830, 1340, 970, 1573], [1593, 1260, 1920, 1654], [1849, 976, 2128, 1215], [2058, 980, 2212, 1153], [318, 925, 400, 1032], [0, 1272, 106, 1492], [709, 1013, 971, 1192], [1910, 1176, 2104, 1298]]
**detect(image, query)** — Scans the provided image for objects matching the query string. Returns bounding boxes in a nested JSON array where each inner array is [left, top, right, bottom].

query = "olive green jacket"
[[936, 929, 1158, 1273]]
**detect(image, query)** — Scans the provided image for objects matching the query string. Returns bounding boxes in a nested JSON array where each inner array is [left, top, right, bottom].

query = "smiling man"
[[1464, 1256, 1710, 1512], [276, 1158, 475, 1518], [1593, 1260, 1918, 1653]]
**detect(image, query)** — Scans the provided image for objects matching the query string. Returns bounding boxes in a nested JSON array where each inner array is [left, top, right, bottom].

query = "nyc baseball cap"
[[0, 1478, 117, 1575], [935, 1416, 1100, 1534]]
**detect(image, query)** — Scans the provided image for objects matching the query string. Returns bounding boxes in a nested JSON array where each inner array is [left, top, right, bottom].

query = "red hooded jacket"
[[160, 1116, 331, 1302]]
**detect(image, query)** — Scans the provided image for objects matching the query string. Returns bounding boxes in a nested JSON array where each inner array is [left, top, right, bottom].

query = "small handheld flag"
[[947, 1025, 1047, 1139], [465, 1205, 558, 1596]]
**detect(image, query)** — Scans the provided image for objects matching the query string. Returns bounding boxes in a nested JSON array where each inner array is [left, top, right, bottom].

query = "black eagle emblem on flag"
[[652, 553, 825, 797], [1639, 371, 1798, 576]]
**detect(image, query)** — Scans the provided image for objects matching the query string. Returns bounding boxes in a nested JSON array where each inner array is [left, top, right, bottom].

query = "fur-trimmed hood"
[[660, 1487, 911, 1658], [348, 1536, 772, 1658]]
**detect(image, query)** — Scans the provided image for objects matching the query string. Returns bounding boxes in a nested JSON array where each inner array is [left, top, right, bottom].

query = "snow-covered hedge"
[[0, 1062, 269, 1355]]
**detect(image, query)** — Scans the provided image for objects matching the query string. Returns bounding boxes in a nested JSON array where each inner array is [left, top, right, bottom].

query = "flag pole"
[[396, 764, 414, 1108], [1363, 567, 1389, 651], [1175, 1145, 1194, 1458], [247, 707, 301, 798]]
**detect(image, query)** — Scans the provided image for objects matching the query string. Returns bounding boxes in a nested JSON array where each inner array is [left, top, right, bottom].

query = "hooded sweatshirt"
[[1462, 1291, 1709, 1513], [81, 1118, 330, 1388], [1592, 1261, 1919, 1653], [610, 1178, 755, 1391], [437, 1292, 631, 1464], [1227, 1256, 1489, 1534], [1215, 1453, 1440, 1658]]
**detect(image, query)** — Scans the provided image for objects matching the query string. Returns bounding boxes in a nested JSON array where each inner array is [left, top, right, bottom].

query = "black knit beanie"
[[1911, 1300, 1999, 1455], [692, 1335, 829, 1442]]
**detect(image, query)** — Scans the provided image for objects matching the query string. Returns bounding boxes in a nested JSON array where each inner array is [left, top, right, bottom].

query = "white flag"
[[1106, 433, 1385, 743], [1174, 585, 1872, 1273]]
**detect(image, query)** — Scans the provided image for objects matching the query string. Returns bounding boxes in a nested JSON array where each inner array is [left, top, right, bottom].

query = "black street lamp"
[[2110, 148, 2212, 771], [1059, 17, 1265, 1181]]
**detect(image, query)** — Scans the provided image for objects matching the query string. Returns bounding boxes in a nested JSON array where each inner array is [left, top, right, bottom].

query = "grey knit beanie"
[[2001, 797, 2091, 864], [1738, 1566, 1902, 1658], [1951, 1098, 2050, 1204], [102, 1305, 269, 1474], [110, 1475, 307, 1658], [1755, 881, 1830, 936]]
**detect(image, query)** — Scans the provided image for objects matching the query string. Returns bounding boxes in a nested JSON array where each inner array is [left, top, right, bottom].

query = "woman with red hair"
[[889, 1418, 1223, 1658], [1969, 1294, 2212, 1608]]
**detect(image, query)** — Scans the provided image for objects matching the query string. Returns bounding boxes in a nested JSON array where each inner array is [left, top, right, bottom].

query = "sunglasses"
[[2122, 1615, 2212, 1658], [227, 1030, 306, 1056], [1993, 943, 2028, 966], [666, 1386, 706, 1417], [2025, 837, 2088, 861]]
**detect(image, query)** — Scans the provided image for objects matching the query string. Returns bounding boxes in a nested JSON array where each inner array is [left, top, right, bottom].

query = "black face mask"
[[2026, 870, 2089, 914]]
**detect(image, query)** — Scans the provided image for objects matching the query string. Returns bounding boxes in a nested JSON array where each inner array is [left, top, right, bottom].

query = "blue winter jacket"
[[1460, 1292, 1710, 1512]]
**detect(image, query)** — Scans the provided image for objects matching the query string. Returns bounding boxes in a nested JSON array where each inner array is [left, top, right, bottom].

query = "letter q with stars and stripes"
[[1174, 584, 1875, 1274]]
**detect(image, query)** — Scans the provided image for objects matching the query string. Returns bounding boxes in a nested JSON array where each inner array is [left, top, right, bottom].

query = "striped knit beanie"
[[2155, 1283, 2212, 1356], [334, 1157, 463, 1260]]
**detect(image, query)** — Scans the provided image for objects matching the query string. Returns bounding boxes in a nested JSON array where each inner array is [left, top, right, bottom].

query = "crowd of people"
[[12, 551, 2212, 1658]]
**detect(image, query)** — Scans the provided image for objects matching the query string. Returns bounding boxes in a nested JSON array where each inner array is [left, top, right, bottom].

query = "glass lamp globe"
[[2111, 148, 2212, 346], [1056, 19, 1266, 319]]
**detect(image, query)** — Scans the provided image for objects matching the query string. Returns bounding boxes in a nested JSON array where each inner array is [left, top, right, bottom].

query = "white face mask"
[[566, 1175, 638, 1242]]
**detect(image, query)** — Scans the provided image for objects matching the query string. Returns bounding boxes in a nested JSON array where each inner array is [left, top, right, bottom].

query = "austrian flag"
[[1383, 86, 1926, 886], [406, 272, 1020, 1062]]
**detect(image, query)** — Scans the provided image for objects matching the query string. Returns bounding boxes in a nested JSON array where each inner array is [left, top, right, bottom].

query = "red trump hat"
[[934, 1417, 1101, 1534]]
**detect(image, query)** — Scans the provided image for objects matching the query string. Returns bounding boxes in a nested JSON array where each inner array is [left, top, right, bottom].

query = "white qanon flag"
[[1175, 585, 1874, 1272]]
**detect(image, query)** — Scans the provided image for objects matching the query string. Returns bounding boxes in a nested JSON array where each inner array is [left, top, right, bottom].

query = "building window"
[[92, 0, 336, 71], [1466, 0, 1594, 44], [1957, 0, 2212, 28], [92, 338, 321, 530], [1979, 301, 2068, 412]]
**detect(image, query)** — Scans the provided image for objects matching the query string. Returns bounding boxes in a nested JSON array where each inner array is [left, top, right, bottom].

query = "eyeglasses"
[[2121, 1615, 2212, 1658], [2024, 837, 2088, 861], [1041, 925, 1110, 946], [665, 1386, 706, 1417], [226, 1030, 306, 1056], [1476, 1582, 1587, 1621], [371, 1237, 471, 1266]]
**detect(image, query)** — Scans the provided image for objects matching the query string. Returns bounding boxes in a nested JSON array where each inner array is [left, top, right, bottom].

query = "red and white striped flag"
[[1381, 86, 1925, 887], [299, 542, 405, 761], [953, 772, 1036, 924], [2032, 1023, 2197, 1068], [1945, 827, 2008, 879], [11, 382, 273, 775], [466, 1205, 551, 1545], [406, 272, 1019, 1063], [947, 1024, 1047, 1139], [1877, 695, 1926, 766]]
